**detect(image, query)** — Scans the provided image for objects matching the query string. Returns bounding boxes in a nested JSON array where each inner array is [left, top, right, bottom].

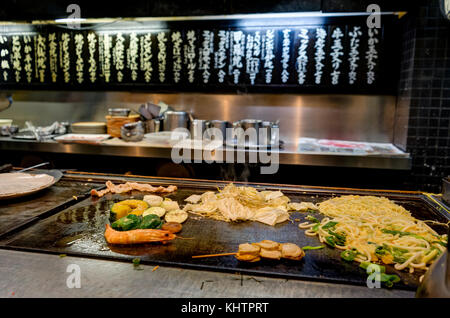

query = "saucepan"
[[163, 111, 191, 132], [206, 120, 232, 142], [232, 119, 279, 146], [190, 119, 208, 140]]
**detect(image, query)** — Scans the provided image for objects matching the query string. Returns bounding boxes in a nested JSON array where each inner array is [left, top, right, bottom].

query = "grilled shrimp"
[[104, 224, 176, 244]]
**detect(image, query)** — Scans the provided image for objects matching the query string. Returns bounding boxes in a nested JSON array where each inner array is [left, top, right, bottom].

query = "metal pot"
[[207, 120, 231, 142], [232, 119, 262, 146], [261, 120, 280, 146], [120, 121, 145, 142], [163, 111, 190, 132], [145, 117, 162, 133], [108, 108, 131, 117], [232, 119, 279, 146], [190, 119, 207, 140]]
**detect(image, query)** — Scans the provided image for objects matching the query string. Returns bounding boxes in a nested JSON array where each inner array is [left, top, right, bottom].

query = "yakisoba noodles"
[[298, 195, 448, 274]]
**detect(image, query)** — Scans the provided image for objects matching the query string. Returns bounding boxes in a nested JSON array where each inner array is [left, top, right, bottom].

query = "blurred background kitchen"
[[0, 0, 448, 193]]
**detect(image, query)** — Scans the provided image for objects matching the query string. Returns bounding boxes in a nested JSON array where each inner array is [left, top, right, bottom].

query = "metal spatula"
[[416, 226, 450, 297], [16, 162, 50, 173]]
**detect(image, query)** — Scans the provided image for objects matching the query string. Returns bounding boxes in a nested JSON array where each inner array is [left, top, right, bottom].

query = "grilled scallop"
[[281, 243, 304, 261], [254, 240, 280, 251], [238, 243, 260, 255], [143, 194, 163, 207], [235, 253, 261, 262], [259, 248, 282, 260], [235, 243, 261, 262]]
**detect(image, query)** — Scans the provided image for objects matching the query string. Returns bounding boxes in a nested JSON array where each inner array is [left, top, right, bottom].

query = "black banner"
[[0, 17, 400, 93]]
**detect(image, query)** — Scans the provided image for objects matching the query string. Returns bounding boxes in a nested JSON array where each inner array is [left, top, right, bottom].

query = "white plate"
[[0, 119, 13, 126], [71, 122, 106, 127], [0, 171, 61, 200], [54, 134, 111, 143], [144, 131, 189, 144]]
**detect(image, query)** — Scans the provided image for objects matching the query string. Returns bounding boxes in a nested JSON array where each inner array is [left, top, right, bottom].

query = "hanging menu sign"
[[0, 18, 394, 93], [157, 31, 168, 84], [199, 30, 213, 84], [87, 32, 98, 84], [0, 35, 11, 83], [214, 29, 229, 84], [140, 32, 153, 83], [48, 32, 59, 83]]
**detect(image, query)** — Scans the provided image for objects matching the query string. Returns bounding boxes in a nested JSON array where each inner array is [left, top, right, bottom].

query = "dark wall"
[[398, 0, 450, 192]]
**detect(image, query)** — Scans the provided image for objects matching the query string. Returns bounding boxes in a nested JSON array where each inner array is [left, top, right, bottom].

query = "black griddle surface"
[[0, 184, 448, 290], [0, 178, 98, 237]]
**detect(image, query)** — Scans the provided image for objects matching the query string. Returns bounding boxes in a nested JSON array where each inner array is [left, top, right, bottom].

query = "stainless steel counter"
[[0, 173, 420, 298], [0, 249, 414, 298], [0, 137, 411, 170]]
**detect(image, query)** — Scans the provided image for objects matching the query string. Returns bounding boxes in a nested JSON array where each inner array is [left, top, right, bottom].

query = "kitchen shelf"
[[0, 137, 411, 170]]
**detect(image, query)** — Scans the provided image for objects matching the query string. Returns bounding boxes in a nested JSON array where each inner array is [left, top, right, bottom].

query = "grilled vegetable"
[[161, 198, 179, 211], [143, 207, 166, 218], [380, 273, 401, 288], [132, 258, 140, 265], [389, 246, 409, 263], [341, 249, 358, 262], [139, 214, 164, 230], [110, 203, 131, 222], [324, 236, 336, 247], [305, 215, 320, 223], [165, 209, 188, 223], [111, 213, 165, 232], [359, 261, 386, 273], [327, 229, 346, 246], [375, 245, 389, 256], [302, 245, 325, 250], [322, 221, 338, 229], [359, 261, 401, 287], [111, 214, 142, 231], [110, 200, 149, 221], [381, 228, 428, 241]]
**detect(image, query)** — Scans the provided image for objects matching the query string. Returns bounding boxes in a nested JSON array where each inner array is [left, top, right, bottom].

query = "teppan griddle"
[[0, 173, 448, 290]]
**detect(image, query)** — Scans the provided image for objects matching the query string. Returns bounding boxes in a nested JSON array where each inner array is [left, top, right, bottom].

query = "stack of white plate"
[[71, 122, 107, 134], [0, 119, 13, 127]]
